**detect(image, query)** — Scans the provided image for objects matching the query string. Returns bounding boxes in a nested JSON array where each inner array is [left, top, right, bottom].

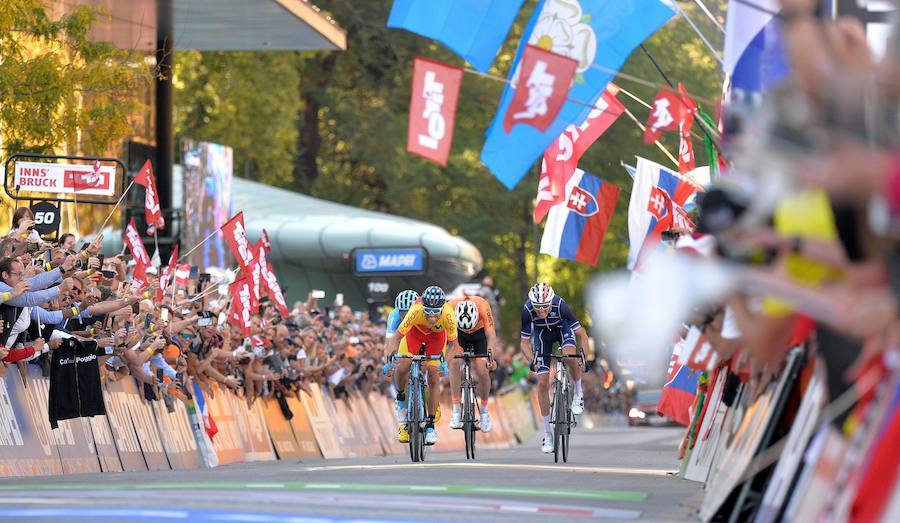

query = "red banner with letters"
[[261, 228, 271, 253], [261, 262, 290, 317], [504, 45, 577, 134], [220, 212, 255, 269], [407, 57, 463, 167], [134, 160, 164, 233], [124, 218, 151, 266], [677, 83, 697, 175], [229, 276, 253, 335]]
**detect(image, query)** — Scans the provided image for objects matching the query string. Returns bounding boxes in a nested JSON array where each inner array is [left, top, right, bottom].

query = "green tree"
[[0, 1, 146, 157], [174, 51, 302, 187]]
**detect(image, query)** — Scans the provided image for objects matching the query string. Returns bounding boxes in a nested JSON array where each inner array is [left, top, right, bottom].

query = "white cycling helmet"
[[528, 282, 555, 306], [455, 300, 479, 331], [394, 290, 419, 311]]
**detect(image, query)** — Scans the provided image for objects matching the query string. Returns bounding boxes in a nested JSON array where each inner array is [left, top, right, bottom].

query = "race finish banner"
[[352, 247, 427, 276], [13, 161, 116, 197]]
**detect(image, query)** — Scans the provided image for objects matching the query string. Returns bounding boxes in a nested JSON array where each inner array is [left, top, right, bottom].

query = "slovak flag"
[[657, 339, 700, 426], [627, 157, 698, 270], [539, 169, 619, 267]]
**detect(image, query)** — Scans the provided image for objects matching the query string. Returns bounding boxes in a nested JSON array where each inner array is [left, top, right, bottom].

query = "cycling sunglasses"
[[423, 306, 443, 315], [533, 303, 552, 311]]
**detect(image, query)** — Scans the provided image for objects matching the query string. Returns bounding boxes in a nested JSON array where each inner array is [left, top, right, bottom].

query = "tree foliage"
[[0, 1, 146, 157], [174, 0, 726, 337]]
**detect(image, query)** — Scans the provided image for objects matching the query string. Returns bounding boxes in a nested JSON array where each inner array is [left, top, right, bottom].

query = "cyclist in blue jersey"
[[385, 289, 419, 427], [520, 283, 590, 453]]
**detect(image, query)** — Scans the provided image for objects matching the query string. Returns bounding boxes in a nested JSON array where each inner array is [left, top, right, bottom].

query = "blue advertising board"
[[353, 248, 427, 275]]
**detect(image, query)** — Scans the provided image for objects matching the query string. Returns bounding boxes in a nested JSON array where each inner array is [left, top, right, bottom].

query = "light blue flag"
[[481, 0, 675, 189], [387, 0, 526, 73]]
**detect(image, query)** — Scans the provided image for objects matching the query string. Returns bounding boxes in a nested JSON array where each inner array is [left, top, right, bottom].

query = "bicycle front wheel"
[[463, 387, 475, 460], [408, 382, 422, 462], [553, 380, 566, 463]]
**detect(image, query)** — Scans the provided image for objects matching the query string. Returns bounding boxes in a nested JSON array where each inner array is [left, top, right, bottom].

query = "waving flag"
[[158, 245, 179, 301], [220, 211, 255, 269], [627, 157, 698, 270], [260, 228, 271, 253], [261, 263, 290, 317], [173, 264, 191, 287], [482, 0, 675, 189], [387, 0, 525, 73], [536, 85, 623, 222], [407, 57, 464, 166], [124, 218, 151, 266], [504, 46, 578, 133], [658, 339, 700, 426], [540, 169, 619, 266], [134, 160, 165, 234], [724, 0, 788, 94], [229, 276, 253, 335]]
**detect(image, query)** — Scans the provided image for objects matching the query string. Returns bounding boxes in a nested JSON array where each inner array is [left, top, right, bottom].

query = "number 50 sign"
[[29, 201, 61, 237]]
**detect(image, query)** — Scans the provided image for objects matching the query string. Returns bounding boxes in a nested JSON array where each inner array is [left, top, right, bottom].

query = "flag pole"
[[178, 227, 219, 263], [97, 178, 137, 233], [671, 2, 724, 67]]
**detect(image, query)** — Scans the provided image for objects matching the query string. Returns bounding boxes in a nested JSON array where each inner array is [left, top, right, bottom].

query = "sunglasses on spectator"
[[423, 306, 442, 315]]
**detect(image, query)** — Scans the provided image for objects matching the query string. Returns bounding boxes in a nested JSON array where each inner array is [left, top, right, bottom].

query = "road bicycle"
[[453, 350, 493, 460], [393, 345, 442, 463], [549, 348, 585, 463]]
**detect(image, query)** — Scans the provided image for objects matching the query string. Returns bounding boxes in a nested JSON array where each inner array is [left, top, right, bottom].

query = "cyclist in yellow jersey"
[[383, 286, 456, 445]]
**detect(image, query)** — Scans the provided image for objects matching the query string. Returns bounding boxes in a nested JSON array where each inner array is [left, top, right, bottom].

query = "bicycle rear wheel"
[[562, 388, 572, 463]]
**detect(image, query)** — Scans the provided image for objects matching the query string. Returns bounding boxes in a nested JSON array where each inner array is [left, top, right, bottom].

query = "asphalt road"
[[0, 419, 704, 522]]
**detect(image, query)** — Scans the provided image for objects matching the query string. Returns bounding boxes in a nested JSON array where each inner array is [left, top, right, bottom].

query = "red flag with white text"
[[134, 160, 165, 234], [261, 262, 290, 317], [229, 276, 253, 336], [157, 245, 179, 301], [407, 57, 464, 167], [535, 85, 624, 223], [261, 228, 271, 253], [220, 212, 255, 269], [676, 83, 697, 175], [124, 218, 151, 266], [505, 45, 577, 134], [131, 257, 148, 290]]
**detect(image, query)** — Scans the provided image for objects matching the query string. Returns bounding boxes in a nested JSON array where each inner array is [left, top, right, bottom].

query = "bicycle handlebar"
[[392, 354, 443, 361], [453, 352, 491, 359]]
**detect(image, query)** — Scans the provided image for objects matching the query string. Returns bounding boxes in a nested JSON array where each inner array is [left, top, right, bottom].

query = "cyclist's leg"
[[533, 328, 556, 431], [560, 323, 584, 413], [470, 329, 491, 405], [422, 331, 446, 426], [395, 337, 413, 401], [449, 331, 469, 416]]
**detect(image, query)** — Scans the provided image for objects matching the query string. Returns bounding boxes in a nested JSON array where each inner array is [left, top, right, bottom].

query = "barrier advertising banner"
[[0, 374, 63, 476], [284, 396, 324, 460], [299, 387, 344, 459], [261, 398, 304, 460], [152, 400, 200, 470], [105, 378, 169, 471]]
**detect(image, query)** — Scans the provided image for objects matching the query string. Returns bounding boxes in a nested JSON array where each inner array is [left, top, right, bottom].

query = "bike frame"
[[393, 349, 442, 462], [454, 350, 492, 460]]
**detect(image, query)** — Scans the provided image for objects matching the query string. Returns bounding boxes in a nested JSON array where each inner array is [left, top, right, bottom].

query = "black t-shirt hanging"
[[48, 337, 106, 429]]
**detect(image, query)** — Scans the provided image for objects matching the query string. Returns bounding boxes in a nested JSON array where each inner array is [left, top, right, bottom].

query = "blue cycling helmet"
[[421, 286, 446, 309], [394, 289, 419, 311]]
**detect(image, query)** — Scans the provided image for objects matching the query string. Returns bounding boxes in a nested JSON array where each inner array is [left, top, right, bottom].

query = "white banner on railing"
[[13, 161, 115, 196]]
